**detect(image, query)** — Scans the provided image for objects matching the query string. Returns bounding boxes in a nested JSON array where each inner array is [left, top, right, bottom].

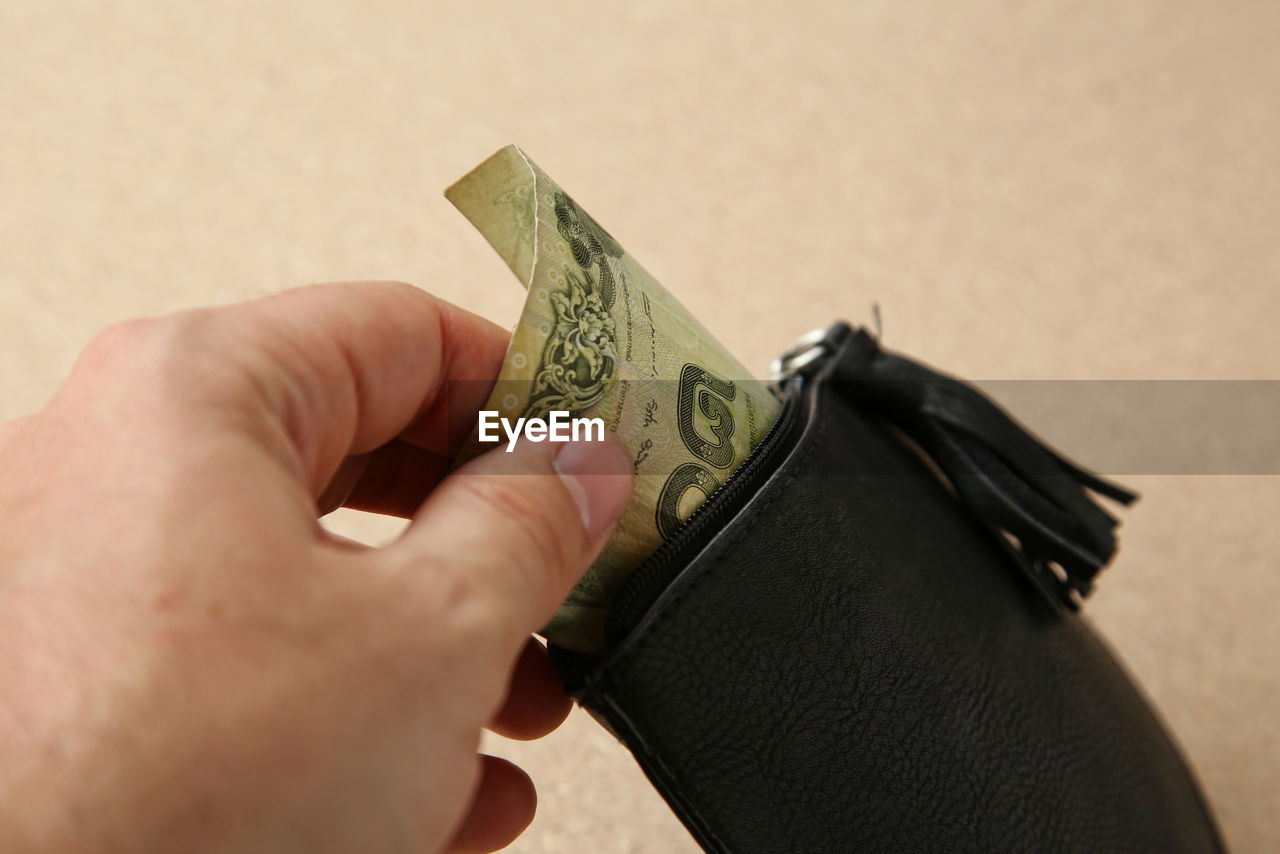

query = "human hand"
[[0, 282, 634, 853]]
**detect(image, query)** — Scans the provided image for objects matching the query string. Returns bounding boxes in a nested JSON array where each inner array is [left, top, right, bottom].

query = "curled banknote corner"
[[446, 145, 780, 654]]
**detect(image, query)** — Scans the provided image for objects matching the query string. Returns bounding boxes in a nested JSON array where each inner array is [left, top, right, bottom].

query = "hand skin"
[[0, 282, 634, 853]]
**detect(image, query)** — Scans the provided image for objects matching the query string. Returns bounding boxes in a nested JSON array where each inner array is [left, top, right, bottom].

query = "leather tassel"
[[836, 328, 1138, 612]]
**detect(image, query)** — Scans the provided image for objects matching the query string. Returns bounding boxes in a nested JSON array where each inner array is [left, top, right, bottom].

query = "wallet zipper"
[[601, 325, 849, 651], [604, 387, 805, 649]]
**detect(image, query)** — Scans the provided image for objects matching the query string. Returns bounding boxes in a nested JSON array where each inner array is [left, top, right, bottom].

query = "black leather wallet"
[[552, 323, 1225, 853]]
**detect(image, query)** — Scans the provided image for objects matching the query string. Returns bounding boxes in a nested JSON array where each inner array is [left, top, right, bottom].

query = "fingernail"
[[553, 438, 634, 540]]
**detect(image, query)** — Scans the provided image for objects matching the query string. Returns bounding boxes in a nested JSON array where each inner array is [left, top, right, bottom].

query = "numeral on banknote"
[[654, 363, 740, 537], [676, 363, 737, 469]]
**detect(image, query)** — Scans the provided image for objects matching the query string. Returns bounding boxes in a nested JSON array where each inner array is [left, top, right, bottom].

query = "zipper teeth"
[[605, 382, 805, 647]]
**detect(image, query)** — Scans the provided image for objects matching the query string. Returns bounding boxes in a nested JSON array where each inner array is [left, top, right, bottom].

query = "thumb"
[[394, 433, 634, 635]]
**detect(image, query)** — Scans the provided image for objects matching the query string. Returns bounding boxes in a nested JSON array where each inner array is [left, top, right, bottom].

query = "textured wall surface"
[[2, 2, 1276, 851]]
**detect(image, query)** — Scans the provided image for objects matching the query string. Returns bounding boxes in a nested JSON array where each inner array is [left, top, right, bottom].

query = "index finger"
[[197, 281, 509, 498]]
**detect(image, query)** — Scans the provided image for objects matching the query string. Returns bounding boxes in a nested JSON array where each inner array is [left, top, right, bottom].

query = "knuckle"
[[58, 312, 248, 435], [150, 311, 254, 405], [79, 317, 164, 370], [422, 561, 504, 638], [78, 312, 228, 385]]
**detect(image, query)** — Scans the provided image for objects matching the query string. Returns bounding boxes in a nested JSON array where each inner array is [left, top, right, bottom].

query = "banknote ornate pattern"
[[526, 268, 617, 419], [555, 191, 622, 310]]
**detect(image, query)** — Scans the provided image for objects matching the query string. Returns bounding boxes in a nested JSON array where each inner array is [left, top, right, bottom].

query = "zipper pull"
[[770, 323, 852, 385]]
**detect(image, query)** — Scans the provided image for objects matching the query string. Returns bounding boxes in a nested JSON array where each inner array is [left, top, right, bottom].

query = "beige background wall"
[[2, 1, 1277, 850]]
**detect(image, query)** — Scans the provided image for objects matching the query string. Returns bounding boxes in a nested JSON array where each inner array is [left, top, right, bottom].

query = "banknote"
[[447, 145, 780, 654]]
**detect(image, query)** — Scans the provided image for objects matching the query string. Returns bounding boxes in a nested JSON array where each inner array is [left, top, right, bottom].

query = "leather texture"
[[573, 329, 1225, 853]]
